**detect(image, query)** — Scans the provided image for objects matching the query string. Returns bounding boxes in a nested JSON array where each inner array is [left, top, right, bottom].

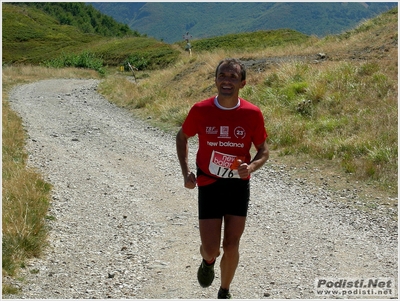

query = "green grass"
[[254, 60, 397, 186], [2, 4, 98, 64], [44, 51, 106, 74], [2, 4, 181, 69], [179, 29, 311, 52]]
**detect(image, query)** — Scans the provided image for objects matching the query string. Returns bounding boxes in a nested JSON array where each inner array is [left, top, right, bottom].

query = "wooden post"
[[127, 62, 138, 83]]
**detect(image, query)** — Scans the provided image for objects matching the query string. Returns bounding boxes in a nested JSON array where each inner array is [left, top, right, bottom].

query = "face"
[[215, 63, 246, 97]]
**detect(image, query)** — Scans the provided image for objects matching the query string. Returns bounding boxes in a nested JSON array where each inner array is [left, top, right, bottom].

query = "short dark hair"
[[215, 58, 246, 81]]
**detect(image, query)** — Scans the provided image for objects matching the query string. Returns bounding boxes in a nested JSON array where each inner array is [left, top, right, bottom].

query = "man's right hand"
[[184, 171, 197, 189]]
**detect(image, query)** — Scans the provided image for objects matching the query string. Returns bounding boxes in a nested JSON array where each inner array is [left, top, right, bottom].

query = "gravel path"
[[5, 79, 397, 299]]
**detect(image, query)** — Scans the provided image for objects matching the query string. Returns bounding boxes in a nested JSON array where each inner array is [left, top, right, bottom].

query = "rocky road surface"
[[4, 79, 397, 299]]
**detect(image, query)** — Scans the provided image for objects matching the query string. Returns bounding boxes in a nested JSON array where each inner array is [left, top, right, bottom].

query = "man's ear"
[[241, 80, 246, 88]]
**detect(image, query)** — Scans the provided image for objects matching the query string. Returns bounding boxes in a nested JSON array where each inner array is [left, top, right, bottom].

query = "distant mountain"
[[89, 2, 397, 43]]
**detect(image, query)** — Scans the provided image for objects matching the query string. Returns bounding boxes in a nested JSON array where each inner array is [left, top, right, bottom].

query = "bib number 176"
[[208, 151, 244, 179], [216, 166, 235, 178]]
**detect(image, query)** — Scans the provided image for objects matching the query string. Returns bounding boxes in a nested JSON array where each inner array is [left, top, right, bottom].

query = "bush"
[[44, 51, 105, 74]]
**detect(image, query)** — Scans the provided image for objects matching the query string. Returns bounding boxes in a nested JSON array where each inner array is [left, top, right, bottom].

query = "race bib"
[[208, 151, 245, 179]]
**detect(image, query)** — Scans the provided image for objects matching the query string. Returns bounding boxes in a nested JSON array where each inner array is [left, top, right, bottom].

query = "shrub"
[[44, 51, 105, 74]]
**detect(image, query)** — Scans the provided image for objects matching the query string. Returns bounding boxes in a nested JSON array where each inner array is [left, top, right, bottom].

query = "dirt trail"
[[4, 79, 397, 299]]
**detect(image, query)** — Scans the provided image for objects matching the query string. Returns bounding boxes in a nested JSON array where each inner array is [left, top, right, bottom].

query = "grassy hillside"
[[11, 2, 140, 37], [2, 4, 398, 294], [92, 2, 398, 43], [2, 3, 179, 69], [183, 29, 311, 52]]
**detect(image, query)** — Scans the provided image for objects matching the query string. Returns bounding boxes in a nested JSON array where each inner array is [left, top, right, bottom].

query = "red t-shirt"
[[182, 96, 268, 186]]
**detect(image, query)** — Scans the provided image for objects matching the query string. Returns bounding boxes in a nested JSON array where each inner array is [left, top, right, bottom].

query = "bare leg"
[[220, 215, 246, 290], [199, 218, 222, 261]]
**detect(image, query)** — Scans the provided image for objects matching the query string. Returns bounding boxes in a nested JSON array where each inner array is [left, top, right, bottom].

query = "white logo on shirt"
[[206, 127, 218, 135], [218, 126, 230, 139], [234, 126, 246, 139]]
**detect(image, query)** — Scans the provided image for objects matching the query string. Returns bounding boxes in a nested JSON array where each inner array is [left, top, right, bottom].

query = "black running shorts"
[[198, 178, 250, 219]]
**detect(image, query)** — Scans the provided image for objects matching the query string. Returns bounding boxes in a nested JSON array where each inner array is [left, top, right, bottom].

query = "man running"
[[176, 58, 269, 299]]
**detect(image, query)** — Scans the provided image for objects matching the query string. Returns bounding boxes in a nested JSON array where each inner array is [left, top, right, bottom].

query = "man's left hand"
[[237, 160, 251, 179]]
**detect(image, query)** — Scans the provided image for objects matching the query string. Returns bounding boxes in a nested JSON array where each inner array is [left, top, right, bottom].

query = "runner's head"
[[215, 58, 246, 81]]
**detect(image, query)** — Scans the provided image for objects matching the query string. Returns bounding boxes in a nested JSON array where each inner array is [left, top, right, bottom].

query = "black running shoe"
[[218, 287, 232, 299], [197, 259, 215, 288]]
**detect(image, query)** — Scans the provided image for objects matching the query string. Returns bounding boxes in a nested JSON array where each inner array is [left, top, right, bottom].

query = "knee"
[[201, 244, 221, 259], [222, 238, 240, 255]]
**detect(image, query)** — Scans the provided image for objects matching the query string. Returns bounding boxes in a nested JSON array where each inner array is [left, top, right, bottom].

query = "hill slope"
[[91, 2, 397, 43], [11, 2, 140, 37], [2, 3, 180, 68]]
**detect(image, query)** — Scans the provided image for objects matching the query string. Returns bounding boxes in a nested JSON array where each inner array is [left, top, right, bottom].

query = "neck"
[[215, 96, 240, 110], [216, 95, 239, 109]]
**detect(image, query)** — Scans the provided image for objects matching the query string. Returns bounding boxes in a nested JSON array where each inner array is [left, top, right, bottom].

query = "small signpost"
[[127, 62, 138, 82]]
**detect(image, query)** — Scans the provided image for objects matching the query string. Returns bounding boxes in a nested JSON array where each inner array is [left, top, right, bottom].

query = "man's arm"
[[176, 128, 197, 189], [237, 141, 269, 179]]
